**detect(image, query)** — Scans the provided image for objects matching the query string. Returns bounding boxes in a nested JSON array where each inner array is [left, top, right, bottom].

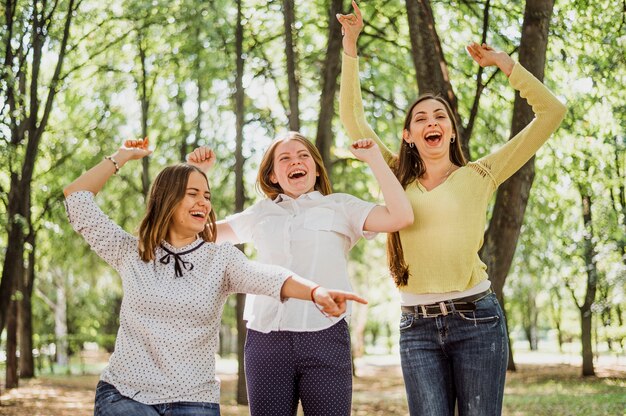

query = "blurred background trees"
[[1, 0, 623, 397]]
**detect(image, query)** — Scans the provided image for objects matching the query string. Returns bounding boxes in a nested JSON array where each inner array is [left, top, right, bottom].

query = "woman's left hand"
[[466, 42, 514, 76]]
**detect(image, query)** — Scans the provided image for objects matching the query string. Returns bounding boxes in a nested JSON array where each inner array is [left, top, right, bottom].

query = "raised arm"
[[63, 138, 152, 197], [467, 43, 567, 184], [350, 139, 413, 232], [186, 146, 244, 244], [337, 1, 394, 163]]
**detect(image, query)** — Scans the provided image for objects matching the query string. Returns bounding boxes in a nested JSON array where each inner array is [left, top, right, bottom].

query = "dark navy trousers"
[[244, 319, 352, 416]]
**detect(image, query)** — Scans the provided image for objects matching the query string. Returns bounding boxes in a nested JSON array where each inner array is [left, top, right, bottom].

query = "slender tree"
[[233, 0, 249, 404], [315, 0, 344, 167], [282, 0, 300, 131], [479, 0, 555, 370], [0, 0, 79, 387]]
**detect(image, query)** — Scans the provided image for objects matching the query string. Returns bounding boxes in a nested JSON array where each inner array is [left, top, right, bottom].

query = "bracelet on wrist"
[[104, 155, 120, 174], [310, 285, 321, 303]]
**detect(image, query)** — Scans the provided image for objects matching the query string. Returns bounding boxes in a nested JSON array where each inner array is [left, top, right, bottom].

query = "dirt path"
[[1, 357, 624, 416]]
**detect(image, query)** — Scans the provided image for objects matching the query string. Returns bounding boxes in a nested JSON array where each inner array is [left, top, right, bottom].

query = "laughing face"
[[270, 139, 319, 199], [169, 171, 212, 238], [404, 98, 455, 160]]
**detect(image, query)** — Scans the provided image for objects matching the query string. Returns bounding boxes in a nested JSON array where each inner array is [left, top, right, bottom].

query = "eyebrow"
[[414, 108, 447, 116], [276, 149, 310, 157]]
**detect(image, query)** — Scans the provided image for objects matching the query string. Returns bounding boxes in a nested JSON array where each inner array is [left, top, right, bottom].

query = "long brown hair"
[[388, 94, 467, 286], [257, 131, 332, 199], [138, 164, 217, 262]]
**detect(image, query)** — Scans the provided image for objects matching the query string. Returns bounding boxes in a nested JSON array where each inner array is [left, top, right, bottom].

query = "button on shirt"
[[226, 191, 376, 333], [65, 191, 292, 405]]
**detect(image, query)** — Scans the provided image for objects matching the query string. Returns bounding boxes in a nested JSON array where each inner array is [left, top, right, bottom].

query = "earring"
[[450, 135, 456, 144], [408, 142, 414, 148]]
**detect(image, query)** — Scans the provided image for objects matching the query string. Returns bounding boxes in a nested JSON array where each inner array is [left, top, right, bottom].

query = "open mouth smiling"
[[190, 211, 206, 219], [288, 170, 306, 179], [425, 131, 442, 143]]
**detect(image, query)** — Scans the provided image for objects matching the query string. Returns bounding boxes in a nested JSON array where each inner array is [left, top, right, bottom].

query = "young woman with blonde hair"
[[188, 131, 413, 415]]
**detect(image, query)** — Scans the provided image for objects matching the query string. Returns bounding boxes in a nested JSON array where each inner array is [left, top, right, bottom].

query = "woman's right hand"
[[186, 146, 216, 172], [349, 138, 382, 164]]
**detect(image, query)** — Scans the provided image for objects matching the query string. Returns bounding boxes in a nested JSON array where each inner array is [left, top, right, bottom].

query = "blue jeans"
[[94, 381, 220, 416], [399, 293, 508, 416]]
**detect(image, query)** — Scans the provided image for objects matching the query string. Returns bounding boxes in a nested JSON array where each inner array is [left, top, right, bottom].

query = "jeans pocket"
[[456, 294, 501, 324], [456, 311, 500, 324], [399, 312, 415, 331]]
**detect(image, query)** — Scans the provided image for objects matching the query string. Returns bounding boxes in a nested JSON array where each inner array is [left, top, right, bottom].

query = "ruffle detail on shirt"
[[468, 162, 497, 190]]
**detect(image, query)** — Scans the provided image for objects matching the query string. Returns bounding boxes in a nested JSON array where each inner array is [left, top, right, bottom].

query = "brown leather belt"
[[401, 288, 493, 318]]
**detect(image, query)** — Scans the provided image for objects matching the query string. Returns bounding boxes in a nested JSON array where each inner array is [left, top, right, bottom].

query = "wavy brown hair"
[[138, 164, 217, 262], [257, 131, 332, 199], [388, 94, 467, 286]]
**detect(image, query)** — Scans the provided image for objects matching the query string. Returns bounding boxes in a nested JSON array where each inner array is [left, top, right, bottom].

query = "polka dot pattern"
[[65, 191, 291, 405], [245, 319, 353, 415]]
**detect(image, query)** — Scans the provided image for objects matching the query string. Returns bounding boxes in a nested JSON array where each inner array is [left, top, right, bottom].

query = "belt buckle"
[[419, 303, 449, 317], [439, 301, 448, 316]]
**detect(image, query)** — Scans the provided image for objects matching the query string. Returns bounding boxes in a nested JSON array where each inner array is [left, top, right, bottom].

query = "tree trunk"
[[137, 33, 151, 198], [315, 0, 344, 168], [0, 0, 76, 337], [282, 0, 300, 131], [55, 280, 69, 368], [5, 297, 19, 389], [233, 0, 248, 405], [579, 191, 598, 376], [479, 0, 555, 371], [405, 0, 466, 156], [18, 235, 36, 378]]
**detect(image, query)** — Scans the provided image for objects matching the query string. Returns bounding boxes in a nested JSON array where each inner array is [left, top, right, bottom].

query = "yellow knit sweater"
[[340, 54, 566, 294]]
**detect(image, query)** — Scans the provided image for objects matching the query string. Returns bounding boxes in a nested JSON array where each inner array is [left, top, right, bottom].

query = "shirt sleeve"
[[64, 191, 137, 271], [223, 202, 262, 244], [336, 194, 378, 246], [339, 53, 396, 165], [221, 243, 291, 299], [477, 62, 567, 185]]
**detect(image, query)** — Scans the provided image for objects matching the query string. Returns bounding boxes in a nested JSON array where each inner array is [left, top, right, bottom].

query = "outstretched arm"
[[63, 138, 153, 197], [350, 139, 413, 232], [280, 275, 368, 318]]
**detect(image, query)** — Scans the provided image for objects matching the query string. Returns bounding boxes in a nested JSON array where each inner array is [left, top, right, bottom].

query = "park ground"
[[0, 350, 624, 415]]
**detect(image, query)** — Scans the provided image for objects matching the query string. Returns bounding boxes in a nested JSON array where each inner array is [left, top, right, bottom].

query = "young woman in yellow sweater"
[[337, 2, 566, 415]]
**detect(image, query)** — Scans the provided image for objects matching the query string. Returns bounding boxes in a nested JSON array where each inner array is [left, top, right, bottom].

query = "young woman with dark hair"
[[337, 2, 566, 414]]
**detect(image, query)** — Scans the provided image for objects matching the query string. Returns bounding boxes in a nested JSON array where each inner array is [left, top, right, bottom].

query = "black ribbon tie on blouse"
[[159, 241, 206, 277]]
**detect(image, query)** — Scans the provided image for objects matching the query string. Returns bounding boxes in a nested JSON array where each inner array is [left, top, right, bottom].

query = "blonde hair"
[[389, 94, 467, 286], [138, 164, 217, 262], [257, 131, 332, 199]]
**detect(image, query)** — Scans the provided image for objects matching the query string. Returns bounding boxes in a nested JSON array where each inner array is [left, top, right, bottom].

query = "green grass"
[[504, 369, 626, 416]]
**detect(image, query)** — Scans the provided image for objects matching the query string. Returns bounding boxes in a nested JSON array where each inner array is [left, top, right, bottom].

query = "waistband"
[[401, 288, 493, 318]]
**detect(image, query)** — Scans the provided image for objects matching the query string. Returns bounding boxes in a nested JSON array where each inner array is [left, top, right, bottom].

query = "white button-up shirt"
[[226, 191, 376, 333], [65, 191, 291, 404]]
